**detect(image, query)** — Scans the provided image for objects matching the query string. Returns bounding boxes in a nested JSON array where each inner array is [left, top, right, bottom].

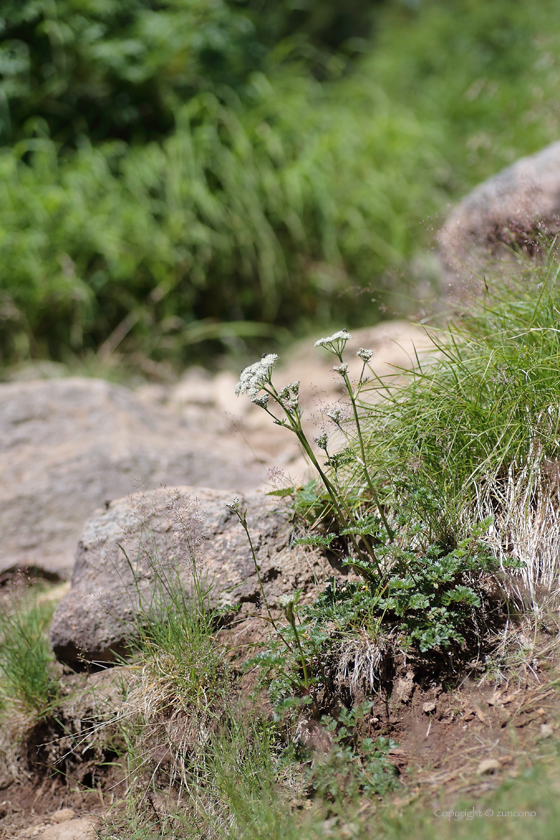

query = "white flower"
[[261, 353, 279, 370], [333, 363, 348, 375], [278, 592, 298, 609], [357, 348, 373, 363], [278, 591, 300, 622], [235, 353, 279, 397], [314, 329, 351, 356], [314, 433, 328, 450]]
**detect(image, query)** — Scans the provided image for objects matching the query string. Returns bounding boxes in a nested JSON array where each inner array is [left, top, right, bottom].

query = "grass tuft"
[[359, 261, 560, 604], [0, 584, 60, 715]]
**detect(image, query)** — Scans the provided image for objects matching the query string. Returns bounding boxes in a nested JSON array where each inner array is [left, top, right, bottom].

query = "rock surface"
[[0, 378, 268, 580], [438, 140, 560, 290], [156, 320, 437, 477], [0, 322, 435, 582], [49, 486, 328, 666]]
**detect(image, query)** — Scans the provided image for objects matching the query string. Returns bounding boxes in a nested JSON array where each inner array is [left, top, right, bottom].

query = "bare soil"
[[1, 615, 559, 839]]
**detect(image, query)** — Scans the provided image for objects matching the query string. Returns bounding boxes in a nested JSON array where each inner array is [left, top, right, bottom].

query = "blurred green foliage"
[[0, 0, 384, 149], [1, 0, 560, 365], [0, 0, 262, 147], [0, 77, 443, 360], [370, 0, 560, 180]]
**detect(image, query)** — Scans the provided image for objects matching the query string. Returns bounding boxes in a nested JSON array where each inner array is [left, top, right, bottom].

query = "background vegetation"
[[1, 0, 560, 366]]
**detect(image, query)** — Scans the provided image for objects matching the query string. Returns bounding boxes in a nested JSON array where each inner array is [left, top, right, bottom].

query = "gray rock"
[[0, 377, 266, 580], [438, 140, 560, 291], [49, 485, 328, 666], [0, 326, 439, 583]]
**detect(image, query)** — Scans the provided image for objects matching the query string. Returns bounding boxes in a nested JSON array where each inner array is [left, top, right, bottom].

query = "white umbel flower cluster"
[[314, 329, 352, 356], [235, 353, 279, 398], [357, 348, 373, 363], [333, 363, 348, 375]]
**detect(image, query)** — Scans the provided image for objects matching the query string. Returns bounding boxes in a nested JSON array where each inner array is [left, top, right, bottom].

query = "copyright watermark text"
[[434, 808, 536, 821]]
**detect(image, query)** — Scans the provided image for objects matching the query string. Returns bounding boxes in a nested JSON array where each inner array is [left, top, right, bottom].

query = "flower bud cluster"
[[277, 381, 300, 411], [314, 433, 328, 451], [327, 408, 343, 425], [357, 348, 373, 363], [227, 495, 240, 512], [251, 394, 269, 409]]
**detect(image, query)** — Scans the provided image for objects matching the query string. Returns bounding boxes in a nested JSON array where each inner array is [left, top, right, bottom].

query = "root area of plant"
[[1, 617, 559, 838]]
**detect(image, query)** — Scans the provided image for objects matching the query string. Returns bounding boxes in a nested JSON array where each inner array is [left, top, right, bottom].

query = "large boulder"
[[49, 486, 328, 666], [438, 140, 560, 290], [0, 378, 268, 580]]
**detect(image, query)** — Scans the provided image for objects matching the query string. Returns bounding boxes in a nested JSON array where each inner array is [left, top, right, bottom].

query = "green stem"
[[269, 386, 381, 572], [285, 609, 311, 692], [342, 369, 395, 542], [236, 510, 280, 634]]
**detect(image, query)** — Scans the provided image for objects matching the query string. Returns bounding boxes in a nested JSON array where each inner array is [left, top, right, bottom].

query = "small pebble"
[[422, 701, 436, 714], [540, 723, 554, 739], [477, 758, 500, 775], [51, 810, 77, 824], [40, 818, 99, 840]]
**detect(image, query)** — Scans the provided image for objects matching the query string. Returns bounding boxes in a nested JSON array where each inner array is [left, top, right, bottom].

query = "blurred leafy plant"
[[311, 703, 398, 802], [2, 0, 560, 365], [0, 0, 385, 149], [0, 0, 266, 147]]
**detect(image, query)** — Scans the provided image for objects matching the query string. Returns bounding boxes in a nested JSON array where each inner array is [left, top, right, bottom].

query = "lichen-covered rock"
[[50, 486, 328, 666], [438, 140, 560, 290]]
